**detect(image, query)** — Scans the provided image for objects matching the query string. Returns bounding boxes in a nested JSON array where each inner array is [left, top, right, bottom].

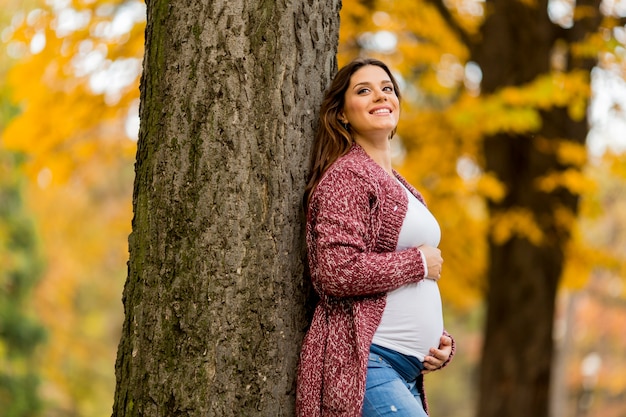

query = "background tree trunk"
[[112, 0, 340, 415], [472, 1, 602, 416]]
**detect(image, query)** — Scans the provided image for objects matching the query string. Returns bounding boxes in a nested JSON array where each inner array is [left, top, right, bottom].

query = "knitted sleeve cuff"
[[418, 249, 428, 278]]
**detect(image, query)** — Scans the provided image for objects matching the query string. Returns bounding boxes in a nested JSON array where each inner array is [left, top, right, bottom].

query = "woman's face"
[[339, 65, 400, 141]]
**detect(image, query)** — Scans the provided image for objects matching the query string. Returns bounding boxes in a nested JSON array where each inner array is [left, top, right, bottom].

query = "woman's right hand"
[[418, 245, 443, 281]]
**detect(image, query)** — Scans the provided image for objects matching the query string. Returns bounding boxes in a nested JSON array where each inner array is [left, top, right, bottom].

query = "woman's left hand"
[[421, 335, 453, 374]]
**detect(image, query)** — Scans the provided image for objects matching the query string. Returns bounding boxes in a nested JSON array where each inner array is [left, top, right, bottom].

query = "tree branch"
[[422, 0, 475, 49], [612, 15, 626, 33]]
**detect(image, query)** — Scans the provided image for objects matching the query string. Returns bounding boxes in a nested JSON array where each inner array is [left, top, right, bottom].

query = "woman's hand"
[[421, 335, 452, 374], [418, 245, 443, 281]]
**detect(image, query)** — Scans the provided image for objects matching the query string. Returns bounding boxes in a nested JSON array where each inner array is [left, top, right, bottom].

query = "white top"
[[371, 181, 444, 361]]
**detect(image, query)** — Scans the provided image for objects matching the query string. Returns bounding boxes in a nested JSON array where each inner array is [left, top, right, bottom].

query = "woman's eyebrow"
[[352, 80, 392, 90], [352, 81, 372, 90]]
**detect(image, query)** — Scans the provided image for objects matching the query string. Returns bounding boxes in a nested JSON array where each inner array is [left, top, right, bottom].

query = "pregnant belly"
[[372, 279, 444, 360]]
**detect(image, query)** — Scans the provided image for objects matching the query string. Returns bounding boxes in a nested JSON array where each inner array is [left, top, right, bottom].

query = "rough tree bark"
[[112, 0, 340, 415], [471, 1, 602, 417]]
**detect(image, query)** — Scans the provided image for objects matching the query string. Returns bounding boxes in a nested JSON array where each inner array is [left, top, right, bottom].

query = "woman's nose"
[[373, 89, 387, 101]]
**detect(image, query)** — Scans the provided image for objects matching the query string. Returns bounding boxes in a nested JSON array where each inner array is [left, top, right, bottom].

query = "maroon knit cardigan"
[[296, 144, 455, 417]]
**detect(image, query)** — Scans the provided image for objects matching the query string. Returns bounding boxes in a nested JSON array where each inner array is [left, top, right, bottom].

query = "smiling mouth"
[[371, 109, 392, 115]]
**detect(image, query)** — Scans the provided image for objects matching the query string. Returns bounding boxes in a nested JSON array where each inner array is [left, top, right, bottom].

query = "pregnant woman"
[[296, 58, 455, 417]]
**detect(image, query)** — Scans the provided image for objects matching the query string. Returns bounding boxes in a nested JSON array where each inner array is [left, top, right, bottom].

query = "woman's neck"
[[355, 136, 394, 177]]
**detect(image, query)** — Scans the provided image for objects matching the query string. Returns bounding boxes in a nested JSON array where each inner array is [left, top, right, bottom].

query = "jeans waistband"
[[370, 344, 424, 382]]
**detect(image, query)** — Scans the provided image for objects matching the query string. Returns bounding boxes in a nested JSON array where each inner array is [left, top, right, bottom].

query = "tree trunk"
[[112, 0, 340, 415], [472, 1, 601, 417]]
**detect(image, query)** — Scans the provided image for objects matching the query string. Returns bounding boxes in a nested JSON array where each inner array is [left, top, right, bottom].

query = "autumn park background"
[[1, 0, 626, 416]]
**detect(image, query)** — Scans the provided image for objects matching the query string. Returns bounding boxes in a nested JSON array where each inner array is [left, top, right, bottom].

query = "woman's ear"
[[338, 112, 347, 124]]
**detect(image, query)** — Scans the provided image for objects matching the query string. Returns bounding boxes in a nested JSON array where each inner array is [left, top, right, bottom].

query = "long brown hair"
[[303, 58, 401, 210]]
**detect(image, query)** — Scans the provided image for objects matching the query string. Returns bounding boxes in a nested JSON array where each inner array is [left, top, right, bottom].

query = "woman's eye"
[[357, 88, 370, 94], [383, 86, 394, 92]]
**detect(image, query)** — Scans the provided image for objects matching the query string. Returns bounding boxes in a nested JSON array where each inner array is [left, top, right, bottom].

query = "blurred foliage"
[[0, 0, 625, 416], [0, 150, 46, 417], [0, 0, 140, 415], [554, 159, 626, 416], [1, 3, 46, 416]]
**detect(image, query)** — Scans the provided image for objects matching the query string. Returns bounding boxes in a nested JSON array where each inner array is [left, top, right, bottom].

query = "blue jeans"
[[362, 352, 428, 417]]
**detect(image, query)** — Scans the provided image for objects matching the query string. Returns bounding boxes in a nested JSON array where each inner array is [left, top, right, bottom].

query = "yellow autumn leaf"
[[490, 207, 545, 245], [535, 168, 597, 194]]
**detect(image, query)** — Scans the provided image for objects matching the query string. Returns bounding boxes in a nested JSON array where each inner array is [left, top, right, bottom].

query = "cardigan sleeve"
[[307, 167, 427, 298]]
